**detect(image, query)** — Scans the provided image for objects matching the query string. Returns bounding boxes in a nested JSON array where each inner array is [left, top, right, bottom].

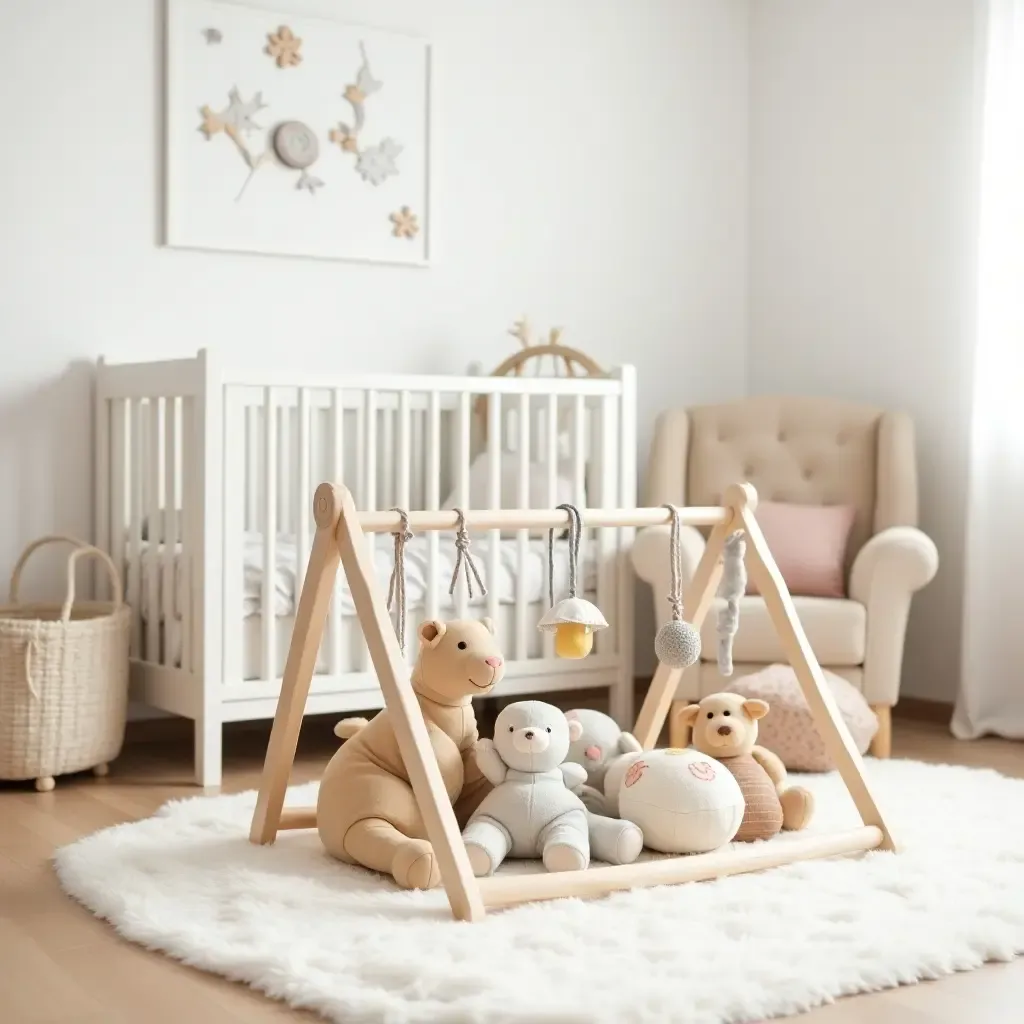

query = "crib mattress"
[[131, 534, 596, 622]]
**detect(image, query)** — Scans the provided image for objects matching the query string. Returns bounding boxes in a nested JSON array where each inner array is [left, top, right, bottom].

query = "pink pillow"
[[748, 501, 856, 598]]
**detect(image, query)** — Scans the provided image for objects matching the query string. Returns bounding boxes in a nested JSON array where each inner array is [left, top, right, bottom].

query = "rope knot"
[[449, 509, 487, 601]]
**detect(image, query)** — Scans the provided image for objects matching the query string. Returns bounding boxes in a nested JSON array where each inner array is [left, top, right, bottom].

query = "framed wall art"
[[164, 0, 431, 265]]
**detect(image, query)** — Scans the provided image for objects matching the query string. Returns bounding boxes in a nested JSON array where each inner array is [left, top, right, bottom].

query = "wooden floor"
[[1, 713, 1021, 1024]]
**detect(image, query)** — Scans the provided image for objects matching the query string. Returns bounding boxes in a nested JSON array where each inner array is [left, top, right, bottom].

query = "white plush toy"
[[605, 747, 746, 854], [463, 701, 643, 875], [563, 707, 643, 815]]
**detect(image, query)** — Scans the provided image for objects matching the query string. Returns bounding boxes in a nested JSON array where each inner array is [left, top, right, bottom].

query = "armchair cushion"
[[697, 596, 866, 666], [747, 500, 857, 598]]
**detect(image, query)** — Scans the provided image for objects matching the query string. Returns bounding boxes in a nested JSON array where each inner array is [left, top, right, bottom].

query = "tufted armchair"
[[630, 396, 938, 757]]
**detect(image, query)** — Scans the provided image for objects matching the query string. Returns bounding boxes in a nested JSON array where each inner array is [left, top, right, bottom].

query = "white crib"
[[93, 350, 638, 785]]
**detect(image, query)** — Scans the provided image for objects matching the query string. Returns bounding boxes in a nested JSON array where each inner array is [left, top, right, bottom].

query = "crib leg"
[[195, 716, 223, 788]]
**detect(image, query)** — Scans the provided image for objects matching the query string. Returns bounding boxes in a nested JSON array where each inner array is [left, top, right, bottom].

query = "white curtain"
[[952, 0, 1024, 739]]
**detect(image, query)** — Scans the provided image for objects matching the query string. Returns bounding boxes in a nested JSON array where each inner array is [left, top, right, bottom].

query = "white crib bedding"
[[131, 533, 596, 623]]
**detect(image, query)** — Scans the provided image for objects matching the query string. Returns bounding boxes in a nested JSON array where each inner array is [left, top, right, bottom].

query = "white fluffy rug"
[[54, 759, 1024, 1024]]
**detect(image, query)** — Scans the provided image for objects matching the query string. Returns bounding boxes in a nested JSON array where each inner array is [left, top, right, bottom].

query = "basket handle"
[[8, 535, 124, 622]]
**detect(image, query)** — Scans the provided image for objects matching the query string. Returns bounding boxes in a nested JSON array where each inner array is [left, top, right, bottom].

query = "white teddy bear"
[[463, 700, 643, 876]]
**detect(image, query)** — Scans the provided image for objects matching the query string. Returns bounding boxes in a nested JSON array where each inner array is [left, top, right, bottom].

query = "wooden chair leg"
[[869, 705, 892, 759]]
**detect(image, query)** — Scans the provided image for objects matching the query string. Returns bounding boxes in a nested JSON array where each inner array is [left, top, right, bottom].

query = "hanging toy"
[[538, 504, 607, 659], [653, 504, 702, 669], [716, 531, 746, 676], [386, 508, 413, 656]]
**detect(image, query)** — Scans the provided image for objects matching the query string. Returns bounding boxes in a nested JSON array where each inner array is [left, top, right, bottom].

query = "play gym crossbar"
[[249, 481, 896, 923]]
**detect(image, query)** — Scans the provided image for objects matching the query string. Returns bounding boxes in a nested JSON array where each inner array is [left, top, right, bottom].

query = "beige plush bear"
[[317, 618, 504, 890], [675, 692, 814, 841]]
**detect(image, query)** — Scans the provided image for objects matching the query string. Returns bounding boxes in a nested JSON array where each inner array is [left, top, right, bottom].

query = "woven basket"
[[0, 535, 130, 790]]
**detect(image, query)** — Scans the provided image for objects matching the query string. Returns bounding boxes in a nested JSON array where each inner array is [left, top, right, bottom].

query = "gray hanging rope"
[[665, 503, 685, 622], [386, 508, 413, 654], [548, 503, 582, 606], [449, 508, 487, 601], [653, 504, 702, 670], [717, 531, 747, 676]]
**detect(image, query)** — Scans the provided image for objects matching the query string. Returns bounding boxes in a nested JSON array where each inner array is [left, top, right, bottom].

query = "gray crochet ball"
[[654, 620, 702, 669]]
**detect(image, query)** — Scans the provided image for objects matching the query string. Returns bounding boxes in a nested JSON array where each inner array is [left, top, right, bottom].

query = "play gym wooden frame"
[[249, 480, 896, 923]]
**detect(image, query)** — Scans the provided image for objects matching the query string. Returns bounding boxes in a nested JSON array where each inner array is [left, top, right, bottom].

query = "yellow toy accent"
[[553, 622, 593, 659]]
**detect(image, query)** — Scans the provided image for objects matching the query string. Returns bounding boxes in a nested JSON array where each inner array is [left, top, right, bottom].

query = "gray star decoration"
[[356, 138, 402, 186], [223, 87, 266, 134], [202, 27, 222, 44]]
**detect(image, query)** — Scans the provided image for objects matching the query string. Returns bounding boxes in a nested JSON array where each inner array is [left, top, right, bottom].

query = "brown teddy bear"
[[675, 692, 814, 841], [316, 617, 504, 889]]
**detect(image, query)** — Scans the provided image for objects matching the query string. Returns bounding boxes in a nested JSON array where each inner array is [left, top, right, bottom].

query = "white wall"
[[0, 0, 749, 645], [748, 0, 980, 702]]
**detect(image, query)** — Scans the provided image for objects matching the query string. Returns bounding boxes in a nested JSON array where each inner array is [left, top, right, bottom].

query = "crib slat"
[[573, 394, 587, 619], [328, 388, 344, 675], [395, 391, 412, 655], [297, 385, 311, 603], [515, 393, 530, 661], [426, 391, 440, 624], [455, 391, 471, 621], [397, 391, 411, 508], [246, 405, 259, 531], [109, 399, 128, 607], [278, 402, 291, 536], [543, 393, 558, 658], [222, 389, 245, 684], [163, 398, 180, 668], [94, 388, 111, 601], [127, 400, 143, 658], [365, 391, 378, 512], [354, 391, 366, 508], [596, 394, 618, 656], [181, 397, 195, 674], [146, 399, 162, 665], [382, 397, 395, 510], [486, 392, 501, 631], [262, 387, 277, 682], [359, 391, 378, 671]]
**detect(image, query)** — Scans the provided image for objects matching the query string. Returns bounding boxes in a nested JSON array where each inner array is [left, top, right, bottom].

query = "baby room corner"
[[1, 1, 1022, 1023]]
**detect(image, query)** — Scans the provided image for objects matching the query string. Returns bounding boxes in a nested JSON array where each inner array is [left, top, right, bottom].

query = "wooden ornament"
[[389, 206, 419, 239], [273, 121, 319, 169], [266, 25, 302, 68]]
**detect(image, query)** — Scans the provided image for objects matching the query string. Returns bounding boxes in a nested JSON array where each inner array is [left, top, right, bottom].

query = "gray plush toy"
[[564, 708, 643, 815], [463, 701, 643, 876]]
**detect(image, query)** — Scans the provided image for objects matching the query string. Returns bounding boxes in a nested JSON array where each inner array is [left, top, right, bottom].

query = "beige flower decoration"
[[266, 25, 302, 68], [198, 105, 224, 138], [389, 206, 419, 239], [329, 126, 359, 153]]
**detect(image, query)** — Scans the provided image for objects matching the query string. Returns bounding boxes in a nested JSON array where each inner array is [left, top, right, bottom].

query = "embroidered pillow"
[[747, 500, 856, 598], [729, 663, 878, 771]]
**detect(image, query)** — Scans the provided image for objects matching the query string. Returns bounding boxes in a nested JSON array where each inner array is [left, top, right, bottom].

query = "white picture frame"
[[164, 0, 431, 265]]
